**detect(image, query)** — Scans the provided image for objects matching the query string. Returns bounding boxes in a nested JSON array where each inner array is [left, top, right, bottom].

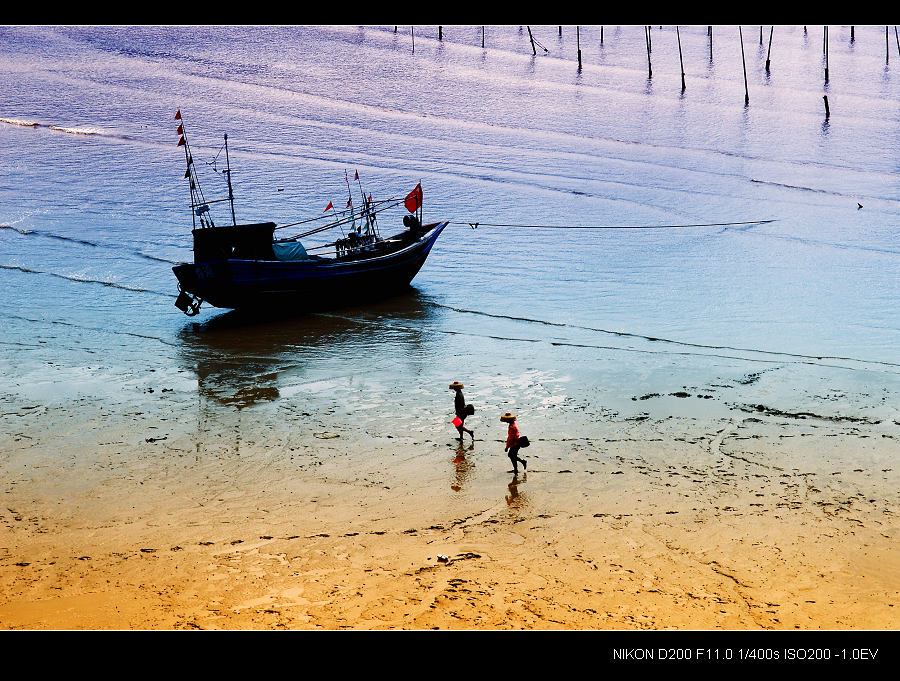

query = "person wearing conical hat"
[[450, 381, 474, 442], [501, 412, 527, 474]]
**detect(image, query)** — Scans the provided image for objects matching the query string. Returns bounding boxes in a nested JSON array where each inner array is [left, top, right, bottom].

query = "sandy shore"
[[0, 380, 898, 631]]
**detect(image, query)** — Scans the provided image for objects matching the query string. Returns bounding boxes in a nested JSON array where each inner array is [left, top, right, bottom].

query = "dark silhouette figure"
[[501, 411, 527, 473], [450, 381, 474, 441]]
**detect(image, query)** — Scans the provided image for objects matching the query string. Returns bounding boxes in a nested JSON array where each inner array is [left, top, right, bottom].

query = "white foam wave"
[[48, 125, 104, 136], [2, 118, 112, 136], [0, 117, 40, 127]]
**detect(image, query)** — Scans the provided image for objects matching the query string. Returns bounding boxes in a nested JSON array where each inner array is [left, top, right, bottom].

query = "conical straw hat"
[[449, 381, 464, 390], [500, 412, 516, 422]]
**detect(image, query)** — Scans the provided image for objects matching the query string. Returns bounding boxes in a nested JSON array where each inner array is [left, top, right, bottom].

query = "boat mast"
[[182, 140, 196, 231], [176, 110, 213, 230], [355, 170, 378, 238], [223, 133, 236, 226]]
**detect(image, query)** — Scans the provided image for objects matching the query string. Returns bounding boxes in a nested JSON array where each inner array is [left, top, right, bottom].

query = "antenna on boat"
[[343, 170, 358, 233], [354, 170, 378, 238], [223, 133, 236, 226]]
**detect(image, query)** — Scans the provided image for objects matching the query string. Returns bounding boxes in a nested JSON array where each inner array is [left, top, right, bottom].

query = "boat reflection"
[[176, 289, 438, 409]]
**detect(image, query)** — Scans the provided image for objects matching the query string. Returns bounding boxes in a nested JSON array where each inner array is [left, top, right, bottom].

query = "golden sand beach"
[[0, 382, 897, 631]]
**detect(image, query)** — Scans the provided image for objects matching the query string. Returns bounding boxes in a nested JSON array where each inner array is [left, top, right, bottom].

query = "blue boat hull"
[[173, 221, 448, 311]]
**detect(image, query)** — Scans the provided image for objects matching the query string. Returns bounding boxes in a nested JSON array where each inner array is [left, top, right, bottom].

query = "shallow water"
[[1, 25, 898, 462]]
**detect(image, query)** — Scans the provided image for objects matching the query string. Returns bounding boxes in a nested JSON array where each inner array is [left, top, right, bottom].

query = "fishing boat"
[[171, 112, 448, 316]]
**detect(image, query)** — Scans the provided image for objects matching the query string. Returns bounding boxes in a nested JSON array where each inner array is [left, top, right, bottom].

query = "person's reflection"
[[505, 472, 527, 507], [450, 441, 474, 492]]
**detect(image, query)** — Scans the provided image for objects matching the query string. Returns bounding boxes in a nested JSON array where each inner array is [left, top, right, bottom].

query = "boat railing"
[[335, 231, 381, 258]]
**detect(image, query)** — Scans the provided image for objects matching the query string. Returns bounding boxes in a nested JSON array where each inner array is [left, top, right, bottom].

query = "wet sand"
[[0, 378, 898, 630]]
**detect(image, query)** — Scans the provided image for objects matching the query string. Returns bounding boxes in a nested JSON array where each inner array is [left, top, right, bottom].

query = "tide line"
[[435, 303, 900, 371]]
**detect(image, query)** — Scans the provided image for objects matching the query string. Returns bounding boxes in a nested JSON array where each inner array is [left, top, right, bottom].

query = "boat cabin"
[[192, 222, 277, 263]]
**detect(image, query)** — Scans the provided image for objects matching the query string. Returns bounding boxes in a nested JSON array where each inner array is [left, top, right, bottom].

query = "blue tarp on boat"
[[272, 240, 309, 261]]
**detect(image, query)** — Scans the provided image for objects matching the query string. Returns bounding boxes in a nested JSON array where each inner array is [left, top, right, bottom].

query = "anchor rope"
[[450, 219, 776, 230]]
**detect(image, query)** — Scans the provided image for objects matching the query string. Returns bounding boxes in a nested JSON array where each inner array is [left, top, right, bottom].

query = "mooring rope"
[[449, 219, 776, 230]]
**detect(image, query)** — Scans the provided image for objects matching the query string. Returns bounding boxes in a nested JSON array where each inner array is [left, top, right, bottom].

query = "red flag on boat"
[[346, 197, 352, 208], [324, 201, 333, 212], [177, 124, 183, 135], [354, 170, 359, 181], [177, 136, 185, 146], [405, 183, 423, 213], [175, 110, 181, 120]]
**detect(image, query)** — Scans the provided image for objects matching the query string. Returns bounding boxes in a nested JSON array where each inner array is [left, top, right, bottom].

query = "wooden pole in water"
[[677, 26, 685, 90], [765, 26, 773, 72], [886, 26, 889, 64], [823, 95, 830, 119], [708, 26, 713, 61], [438, 26, 442, 41], [528, 26, 536, 55], [895, 26, 900, 56], [645, 26, 652, 78], [739, 26, 749, 105], [482, 26, 485, 48], [577, 25, 582, 70], [824, 26, 829, 83], [411, 26, 415, 54]]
